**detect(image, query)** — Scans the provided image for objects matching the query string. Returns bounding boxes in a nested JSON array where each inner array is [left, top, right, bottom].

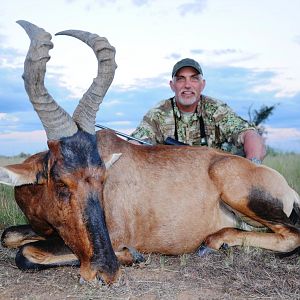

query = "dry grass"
[[0, 155, 27, 167], [1, 243, 299, 299]]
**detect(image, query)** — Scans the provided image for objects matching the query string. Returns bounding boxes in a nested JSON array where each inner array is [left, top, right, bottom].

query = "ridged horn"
[[55, 30, 117, 134], [17, 20, 78, 140]]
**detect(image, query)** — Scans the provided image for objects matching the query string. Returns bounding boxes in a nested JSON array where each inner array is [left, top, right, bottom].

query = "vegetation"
[[264, 152, 300, 194], [248, 103, 278, 137], [248, 104, 277, 126], [0, 184, 27, 228], [0, 155, 29, 228]]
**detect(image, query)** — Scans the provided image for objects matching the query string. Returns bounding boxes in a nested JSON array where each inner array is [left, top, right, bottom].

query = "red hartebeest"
[[1, 21, 300, 285]]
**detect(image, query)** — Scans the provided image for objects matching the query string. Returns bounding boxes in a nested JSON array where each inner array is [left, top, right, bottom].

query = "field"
[[0, 153, 300, 299], [0, 155, 28, 227]]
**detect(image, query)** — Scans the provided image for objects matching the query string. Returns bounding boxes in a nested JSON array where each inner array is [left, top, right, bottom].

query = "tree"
[[248, 104, 277, 126], [248, 103, 278, 136]]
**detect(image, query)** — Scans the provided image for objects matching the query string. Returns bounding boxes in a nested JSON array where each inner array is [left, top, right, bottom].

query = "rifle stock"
[[164, 137, 188, 146]]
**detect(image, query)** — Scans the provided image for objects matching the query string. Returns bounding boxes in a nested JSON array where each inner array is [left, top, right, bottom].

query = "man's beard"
[[177, 94, 198, 106]]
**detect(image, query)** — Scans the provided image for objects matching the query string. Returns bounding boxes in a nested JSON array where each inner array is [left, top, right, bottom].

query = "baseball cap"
[[172, 58, 203, 77]]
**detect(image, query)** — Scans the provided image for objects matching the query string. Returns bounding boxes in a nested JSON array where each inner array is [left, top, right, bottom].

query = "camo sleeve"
[[131, 104, 167, 145], [212, 102, 256, 146], [131, 115, 161, 145]]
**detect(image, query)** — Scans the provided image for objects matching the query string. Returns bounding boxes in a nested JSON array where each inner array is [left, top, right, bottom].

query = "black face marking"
[[85, 192, 119, 275], [248, 187, 293, 226], [60, 131, 103, 171], [35, 171, 45, 184], [35, 152, 50, 183], [289, 203, 300, 226]]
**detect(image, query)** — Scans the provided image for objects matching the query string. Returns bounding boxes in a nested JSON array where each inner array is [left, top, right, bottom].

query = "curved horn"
[[17, 20, 78, 140], [55, 30, 117, 134]]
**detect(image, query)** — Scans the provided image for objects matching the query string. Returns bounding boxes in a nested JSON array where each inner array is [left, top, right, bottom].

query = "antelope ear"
[[104, 153, 122, 169], [0, 163, 38, 186]]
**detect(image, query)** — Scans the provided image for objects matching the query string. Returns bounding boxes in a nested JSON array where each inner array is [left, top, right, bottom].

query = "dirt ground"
[[0, 241, 299, 300]]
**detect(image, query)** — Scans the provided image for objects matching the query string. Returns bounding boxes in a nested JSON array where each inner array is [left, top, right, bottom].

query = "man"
[[131, 58, 266, 163]]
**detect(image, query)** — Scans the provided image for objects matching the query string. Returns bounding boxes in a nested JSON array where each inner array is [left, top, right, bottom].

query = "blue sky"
[[1, 0, 300, 155]]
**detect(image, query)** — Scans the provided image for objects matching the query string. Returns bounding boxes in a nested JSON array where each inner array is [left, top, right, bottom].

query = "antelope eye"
[[56, 182, 71, 201]]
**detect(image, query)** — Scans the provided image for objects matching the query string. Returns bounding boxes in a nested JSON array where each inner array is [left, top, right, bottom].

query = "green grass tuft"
[[0, 184, 27, 228], [264, 153, 300, 194]]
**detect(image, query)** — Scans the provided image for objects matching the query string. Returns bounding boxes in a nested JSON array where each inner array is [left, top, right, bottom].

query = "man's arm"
[[130, 117, 158, 145], [240, 130, 266, 162]]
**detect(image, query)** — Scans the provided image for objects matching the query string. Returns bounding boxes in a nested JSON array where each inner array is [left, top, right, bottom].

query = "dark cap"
[[172, 58, 203, 77]]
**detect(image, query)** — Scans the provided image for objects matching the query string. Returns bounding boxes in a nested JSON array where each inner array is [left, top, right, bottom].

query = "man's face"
[[170, 67, 206, 111]]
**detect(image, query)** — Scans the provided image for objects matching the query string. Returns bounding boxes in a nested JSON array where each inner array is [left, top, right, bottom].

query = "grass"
[[0, 155, 29, 228], [264, 153, 300, 194], [0, 153, 299, 228], [0, 184, 27, 228]]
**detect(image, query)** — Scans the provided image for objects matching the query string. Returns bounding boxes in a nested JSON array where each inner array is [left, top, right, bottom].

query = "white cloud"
[[0, 130, 46, 141], [104, 121, 132, 127], [0, 130, 47, 155], [252, 74, 300, 98], [265, 126, 300, 141], [265, 126, 300, 153], [0, 113, 19, 122], [102, 99, 123, 107], [177, 0, 207, 16]]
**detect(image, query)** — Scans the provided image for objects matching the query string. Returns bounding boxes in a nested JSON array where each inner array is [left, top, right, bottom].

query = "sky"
[[0, 0, 300, 155]]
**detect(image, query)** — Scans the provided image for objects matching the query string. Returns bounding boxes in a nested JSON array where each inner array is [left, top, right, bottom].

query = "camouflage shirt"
[[131, 95, 255, 155]]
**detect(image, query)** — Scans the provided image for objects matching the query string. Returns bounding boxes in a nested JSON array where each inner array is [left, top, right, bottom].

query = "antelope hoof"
[[197, 244, 217, 257], [220, 243, 229, 251], [79, 276, 104, 286], [127, 246, 145, 263]]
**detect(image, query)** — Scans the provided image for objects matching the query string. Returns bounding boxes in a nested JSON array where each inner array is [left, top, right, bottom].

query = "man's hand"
[[242, 130, 266, 162]]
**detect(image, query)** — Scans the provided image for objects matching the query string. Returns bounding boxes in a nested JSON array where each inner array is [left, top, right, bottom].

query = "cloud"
[[293, 35, 300, 45], [101, 99, 123, 107], [265, 127, 300, 141], [165, 53, 182, 61], [212, 49, 240, 56], [0, 47, 24, 69], [0, 130, 46, 141], [192, 48, 241, 56], [252, 74, 300, 98], [0, 113, 18, 122], [105, 120, 132, 127], [177, 0, 207, 16], [132, 0, 150, 6], [190, 47, 258, 66], [265, 126, 300, 153], [0, 57, 79, 116], [0, 68, 29, 113], [0, 130, 47, 155], [190, 49, 205, 55]]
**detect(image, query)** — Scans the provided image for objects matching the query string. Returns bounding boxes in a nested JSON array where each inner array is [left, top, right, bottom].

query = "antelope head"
[[0, 20, 119, 284]]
